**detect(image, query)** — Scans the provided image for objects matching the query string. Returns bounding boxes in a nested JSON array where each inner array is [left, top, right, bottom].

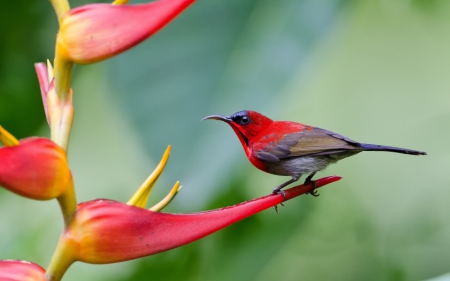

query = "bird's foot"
[[304, 179, 319, 197], [272, 189, 286, 200], [273, 203, 285, 214], [272, 189, 286, 213], [273, 205, 280, 214], [304, 172, 319, 197], [308, 188, 320, 197]]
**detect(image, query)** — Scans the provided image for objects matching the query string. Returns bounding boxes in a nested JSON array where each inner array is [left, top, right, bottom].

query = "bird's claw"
[[273, 205, 279, 214], [304, 179, 319, 197], [272, 189, 286, 214], [308, 189, 320, 197], [273, 203, 285, 214], [272, 188, 286, 200]]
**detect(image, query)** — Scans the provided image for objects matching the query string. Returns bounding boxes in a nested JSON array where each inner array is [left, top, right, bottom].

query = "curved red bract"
[[0, 138, 72, 200], [58, 0, 195, 64], [69, 176, 341, 263]]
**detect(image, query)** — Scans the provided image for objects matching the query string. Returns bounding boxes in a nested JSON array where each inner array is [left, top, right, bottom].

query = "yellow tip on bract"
[[0, 126, 19, 147], [127, 145, 171, 208], [47, 59, 54, 83], [112, 0, 129, 5], [149, 181, 181, 212]]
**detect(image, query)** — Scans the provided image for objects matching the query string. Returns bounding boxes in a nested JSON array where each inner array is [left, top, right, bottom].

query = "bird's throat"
[[231, 126, 249, 147]]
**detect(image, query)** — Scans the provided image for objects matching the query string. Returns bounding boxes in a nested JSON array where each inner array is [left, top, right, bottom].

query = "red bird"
[[203, 110, 426, 195]]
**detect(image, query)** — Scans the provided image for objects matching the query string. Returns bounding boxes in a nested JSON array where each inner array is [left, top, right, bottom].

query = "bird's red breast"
[[246, 121, 311, 172]]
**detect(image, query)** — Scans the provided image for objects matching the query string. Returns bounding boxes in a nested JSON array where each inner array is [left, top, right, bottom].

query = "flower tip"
[[315, 175, 342, 187], [0, 260, 46, 281], [34, 62, 48, 88]]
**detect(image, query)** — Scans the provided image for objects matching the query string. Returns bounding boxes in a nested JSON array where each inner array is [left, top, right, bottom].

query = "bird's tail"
[[359, 143, 426, 155]]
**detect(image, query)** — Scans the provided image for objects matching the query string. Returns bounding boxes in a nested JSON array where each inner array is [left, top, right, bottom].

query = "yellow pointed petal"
[[47, 59, 54, 83], [127, 145, 171, 208], [149, 181, 181, 212], [112, 0, 129, 5], [0, 126, 19, 146]]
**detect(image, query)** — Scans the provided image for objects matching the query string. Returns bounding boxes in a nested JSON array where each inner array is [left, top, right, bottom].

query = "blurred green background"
[[1, 0, 449, 280]]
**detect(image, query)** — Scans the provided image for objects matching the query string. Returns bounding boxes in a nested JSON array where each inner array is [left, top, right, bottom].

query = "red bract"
[[66, 176, 341, 264], [0, 138, 72, 200], [0, 260, 46, 281], [57, 0, 195, 64]]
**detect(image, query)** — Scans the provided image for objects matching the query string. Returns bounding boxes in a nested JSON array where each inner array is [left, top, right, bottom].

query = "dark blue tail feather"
[[359, 143, 426, 155]]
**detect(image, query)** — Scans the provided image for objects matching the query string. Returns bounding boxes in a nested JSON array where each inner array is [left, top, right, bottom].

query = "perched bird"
[[203, 110, 426, 195]]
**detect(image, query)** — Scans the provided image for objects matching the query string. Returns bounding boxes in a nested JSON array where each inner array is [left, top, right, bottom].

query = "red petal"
[[58, 0, 195, 64], [0, 138, 72, 200], [71, 176, 341, 263], [0, 260, 46, 281]]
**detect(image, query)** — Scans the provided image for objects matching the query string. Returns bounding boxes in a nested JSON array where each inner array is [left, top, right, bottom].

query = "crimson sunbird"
[[203, 110, 426, 195]]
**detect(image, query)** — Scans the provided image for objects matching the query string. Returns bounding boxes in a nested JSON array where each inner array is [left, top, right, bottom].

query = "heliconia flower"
[[55, 176, 341, 265], [0, 137, 73, 200], [0, 260, 46, 281], [56, 0, 195, 64]]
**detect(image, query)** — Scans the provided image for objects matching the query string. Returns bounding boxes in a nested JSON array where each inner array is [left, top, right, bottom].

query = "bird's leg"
[[304, 172, 316, 184], [271, 176, 301, 213], [304, 172, 319, 197], [272, 175, 300, 207], [272, 175, 300, 195]]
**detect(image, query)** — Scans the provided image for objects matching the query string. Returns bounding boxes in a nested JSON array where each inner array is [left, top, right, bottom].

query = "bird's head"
[[202, 110, 273, 146]]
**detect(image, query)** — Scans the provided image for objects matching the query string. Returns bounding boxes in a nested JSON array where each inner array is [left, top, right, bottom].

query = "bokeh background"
[[1, 0, 449, 280]]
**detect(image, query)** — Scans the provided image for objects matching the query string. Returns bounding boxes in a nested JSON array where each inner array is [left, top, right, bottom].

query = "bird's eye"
[[240, 116, 249, 125]]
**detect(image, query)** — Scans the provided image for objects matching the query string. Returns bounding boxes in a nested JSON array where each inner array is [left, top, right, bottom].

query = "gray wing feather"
[[255, 151, 280, 162], [275, 144, 291, 152], [278, 133, 301, 146], [259, 127, 361, 161], [327, 132, 359, 145]]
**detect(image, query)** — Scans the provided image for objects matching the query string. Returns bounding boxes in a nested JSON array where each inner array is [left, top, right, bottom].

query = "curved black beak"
[[201, 114, 232, 122]]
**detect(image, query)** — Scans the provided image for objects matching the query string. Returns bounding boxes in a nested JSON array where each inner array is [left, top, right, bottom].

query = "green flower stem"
[[49, 0, 70, 21], [45, 232, 77, 281], [57, 182, 77, 229]]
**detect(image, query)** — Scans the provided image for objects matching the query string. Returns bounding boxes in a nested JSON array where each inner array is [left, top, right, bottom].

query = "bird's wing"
[[256, 127, 361, 162]]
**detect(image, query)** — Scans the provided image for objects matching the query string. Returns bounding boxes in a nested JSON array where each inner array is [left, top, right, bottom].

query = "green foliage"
[[0, 1, 50, 138]]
